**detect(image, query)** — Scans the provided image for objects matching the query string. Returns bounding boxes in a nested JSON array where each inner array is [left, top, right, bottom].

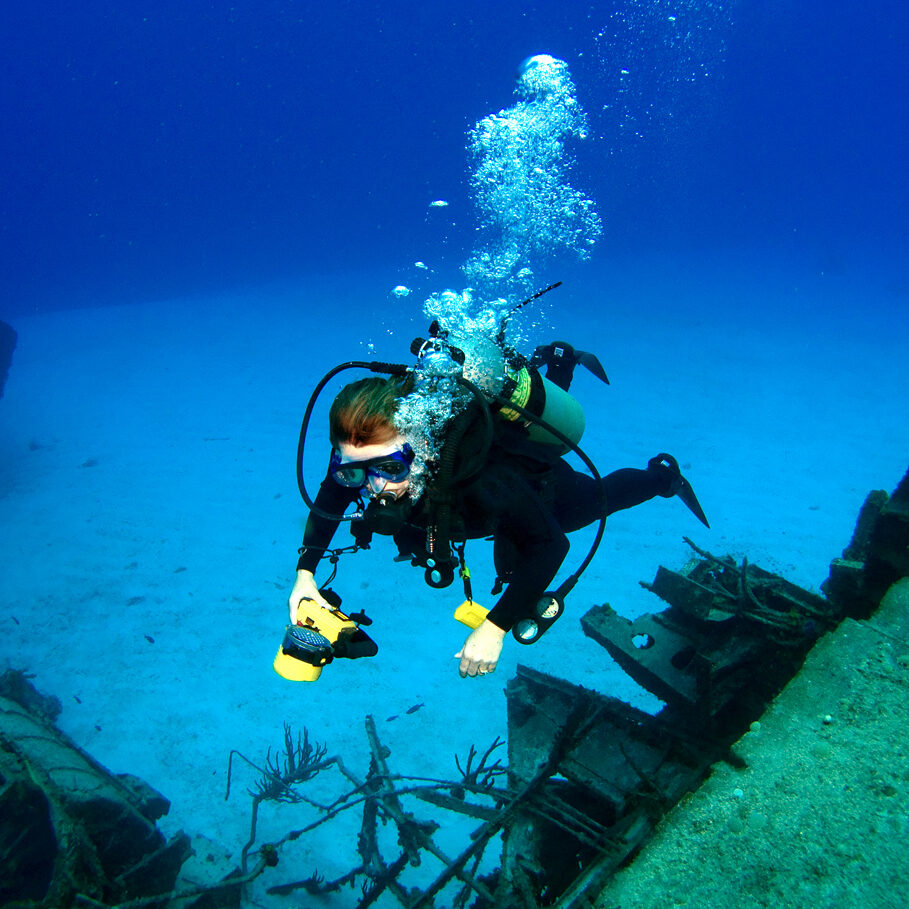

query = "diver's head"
[[329, 376, 413, 448], [328, 376, 417, 500]]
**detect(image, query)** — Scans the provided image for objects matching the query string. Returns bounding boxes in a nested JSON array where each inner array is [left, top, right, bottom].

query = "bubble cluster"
[[393, 375, 461, 500], [422, 288, 508, 394], [392, 289, 510, 495], [462, 55, 602, 301], [393, 57, 602, 479]]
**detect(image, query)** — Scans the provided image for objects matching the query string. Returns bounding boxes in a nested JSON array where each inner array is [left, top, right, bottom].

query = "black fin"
[[532, 341, 610, 390], [650, 453, 710, 529], [575, 350, 610, 385]]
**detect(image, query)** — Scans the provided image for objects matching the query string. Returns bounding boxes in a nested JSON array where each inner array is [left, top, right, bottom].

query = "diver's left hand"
[[455, 620, 506, 679]]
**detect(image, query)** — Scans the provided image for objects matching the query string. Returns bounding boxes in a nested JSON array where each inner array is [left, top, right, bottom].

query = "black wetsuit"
[[296, 421, 672, 632]]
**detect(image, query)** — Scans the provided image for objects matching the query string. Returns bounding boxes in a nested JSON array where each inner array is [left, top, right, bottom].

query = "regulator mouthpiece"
[[362, 493, 411, 536]]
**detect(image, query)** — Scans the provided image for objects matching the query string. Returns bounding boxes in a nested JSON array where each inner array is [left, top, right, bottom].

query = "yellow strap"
[[454, 599, 489, 630], [499, 367, 531, 422]]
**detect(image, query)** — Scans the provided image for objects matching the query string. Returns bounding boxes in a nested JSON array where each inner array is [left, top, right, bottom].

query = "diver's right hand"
[[288, 570, 331, 624]]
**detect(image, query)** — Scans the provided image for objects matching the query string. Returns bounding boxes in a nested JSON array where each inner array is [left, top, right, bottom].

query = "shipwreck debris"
[[0, 669, 254, 909], [503, 666, 711, 905], [0, 668, 193, 907], [498, 537, 833, 909], [496, 464, 909, 907], [823, 466, 909, 618], [226, 715, 514, 907], [581, 536, 836, 733]]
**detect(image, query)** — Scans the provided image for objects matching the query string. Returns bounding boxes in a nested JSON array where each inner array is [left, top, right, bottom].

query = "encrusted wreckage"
[[500, 466, 908, 907], [0, 670, 197, 908], [3, 467, 906, 908]]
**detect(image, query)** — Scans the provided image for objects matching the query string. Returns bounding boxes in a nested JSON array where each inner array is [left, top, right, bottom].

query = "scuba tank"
[[493, 286, 608, 452], [498, 365, 586, 451]]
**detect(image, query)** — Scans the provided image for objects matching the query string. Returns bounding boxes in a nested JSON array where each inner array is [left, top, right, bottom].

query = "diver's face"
[[336, 437, 412, 499]]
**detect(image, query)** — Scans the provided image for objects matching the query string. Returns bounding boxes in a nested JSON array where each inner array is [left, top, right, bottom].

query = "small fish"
[[144, 634, 155, 644], [73, 695, 82, 704], [405, 703, 425, 715], [386, 715, 399, 722], [11, 616, 19, 625]]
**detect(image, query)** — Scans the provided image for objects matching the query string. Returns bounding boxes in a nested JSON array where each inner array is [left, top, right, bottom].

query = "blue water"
[[2, 1, 907, 314], [2, 1, 908, 905]]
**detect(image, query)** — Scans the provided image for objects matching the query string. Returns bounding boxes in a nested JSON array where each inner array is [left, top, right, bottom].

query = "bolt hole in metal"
[[671, 644, 698, 670]]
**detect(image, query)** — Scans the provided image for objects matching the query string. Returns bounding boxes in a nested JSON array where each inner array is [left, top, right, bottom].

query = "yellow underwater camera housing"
[[274, 593, 378, 682]]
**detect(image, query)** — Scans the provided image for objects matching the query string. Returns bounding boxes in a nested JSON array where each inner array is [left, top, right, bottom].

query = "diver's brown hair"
[[328, 376, 414, 448]]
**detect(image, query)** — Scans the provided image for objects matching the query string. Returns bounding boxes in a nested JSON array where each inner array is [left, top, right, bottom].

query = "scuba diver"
[[286, 324, 709, 681]]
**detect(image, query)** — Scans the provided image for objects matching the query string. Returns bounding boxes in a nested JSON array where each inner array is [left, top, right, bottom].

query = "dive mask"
[[329, 443, 415, 489]]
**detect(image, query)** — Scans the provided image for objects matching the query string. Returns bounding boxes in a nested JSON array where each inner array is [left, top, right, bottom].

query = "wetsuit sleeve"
[[464, 467, 570, 633], [296, 472, 359, 574]]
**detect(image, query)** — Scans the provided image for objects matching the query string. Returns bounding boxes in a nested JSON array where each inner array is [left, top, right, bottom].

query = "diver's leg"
[[601, 465, 673, 514], [552, 456, 708, 531], [549, 460, 611, 532]]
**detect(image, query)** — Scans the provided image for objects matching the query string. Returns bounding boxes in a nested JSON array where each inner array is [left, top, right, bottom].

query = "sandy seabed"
[[1, 254, 907, 905]]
